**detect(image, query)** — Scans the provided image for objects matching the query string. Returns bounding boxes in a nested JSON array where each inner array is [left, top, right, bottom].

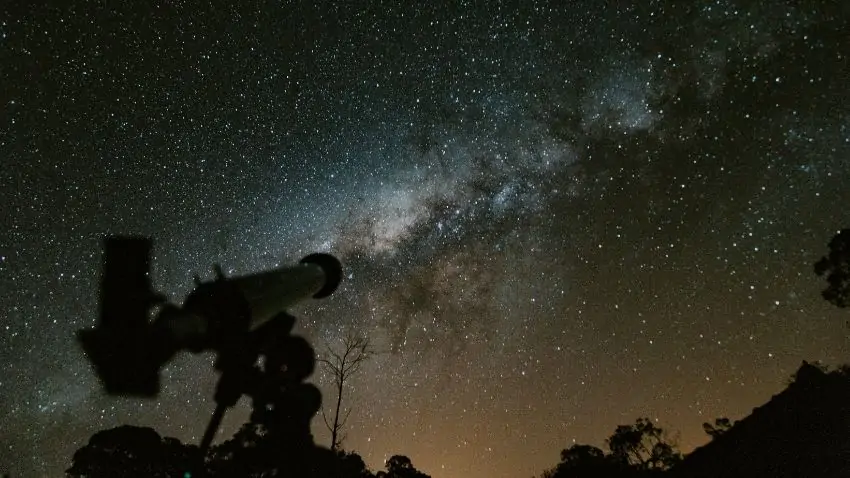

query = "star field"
[[1, 1, 848, 477]]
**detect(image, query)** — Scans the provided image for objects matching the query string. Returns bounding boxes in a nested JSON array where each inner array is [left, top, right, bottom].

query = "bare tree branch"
[[319, 332, 375, 451], [339, 406, 353, 428], [320, 407, 333, 431]]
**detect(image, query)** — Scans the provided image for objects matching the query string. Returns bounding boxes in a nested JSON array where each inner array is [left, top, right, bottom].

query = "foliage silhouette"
[[539, 418, 681, 478], [607, 418, 682, 471], [375, 455, 432, 478], [815, 229, 850, 308], [701, 418, 734, 440], [68, 421, 378, 478], [66, 425, 198, 478], [540, 444, 625, 478], [334, 450, 377, 478]]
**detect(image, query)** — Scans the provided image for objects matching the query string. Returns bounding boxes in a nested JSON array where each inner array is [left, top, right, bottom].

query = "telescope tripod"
[[193, 312, 322, 476]]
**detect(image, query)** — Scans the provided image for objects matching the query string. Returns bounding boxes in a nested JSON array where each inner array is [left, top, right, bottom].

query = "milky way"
[[1, 2, 848, 477]]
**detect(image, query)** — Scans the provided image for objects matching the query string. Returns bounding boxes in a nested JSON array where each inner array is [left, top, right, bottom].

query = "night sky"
[[1, 1, 849, 477]]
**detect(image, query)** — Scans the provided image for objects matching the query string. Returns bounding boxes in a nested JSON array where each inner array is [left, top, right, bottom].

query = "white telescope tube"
[[228, 253, 341, 331]]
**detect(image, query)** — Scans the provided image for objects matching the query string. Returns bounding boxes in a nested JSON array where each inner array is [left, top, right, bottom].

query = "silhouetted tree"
[[561, 444, 607, 465], [607, 418, 681, 471], [335, 450, 377, 478], [541, 444, 625, 477], [701, 417, 734, 439], [537, 417, 684, 478], [538, 418, 683, 478], [66, 425, 198, 477], [376, 455, 431, 478], [815, 229, 850, 308], [319, 332, 374, 451]]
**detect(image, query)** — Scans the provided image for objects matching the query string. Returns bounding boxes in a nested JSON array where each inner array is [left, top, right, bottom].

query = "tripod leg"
[[200, 403, 227, 454]]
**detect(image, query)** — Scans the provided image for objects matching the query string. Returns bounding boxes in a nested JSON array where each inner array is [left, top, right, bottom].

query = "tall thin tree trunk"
[[330, 372, 344, 451]]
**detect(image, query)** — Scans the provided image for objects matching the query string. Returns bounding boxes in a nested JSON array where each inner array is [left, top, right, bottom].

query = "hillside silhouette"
[[670, 362, 850, 478]]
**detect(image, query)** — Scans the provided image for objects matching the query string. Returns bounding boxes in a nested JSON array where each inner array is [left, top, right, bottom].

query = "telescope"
[[79, 236, 342, 396]]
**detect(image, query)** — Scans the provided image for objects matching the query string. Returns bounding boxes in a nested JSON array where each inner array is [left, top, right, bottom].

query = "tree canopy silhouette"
[[334, 450, 377, 478], [376, 455, 432, 478], [539, 418, 681, 478], [541, 444, 624, 478], [701, 417, 734, 440], [66, 425, 198, 478], [815, 229, 850, 308], [607, 418, 682, 471]]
